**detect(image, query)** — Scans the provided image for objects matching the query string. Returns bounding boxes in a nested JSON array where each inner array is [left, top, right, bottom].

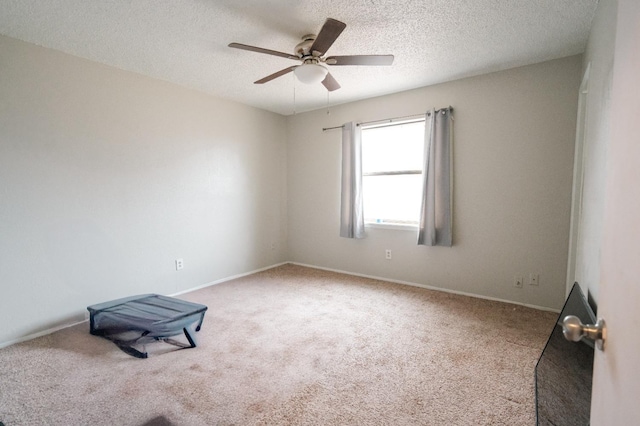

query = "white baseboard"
[[289, 261, 561, 313], [0, 262, 289, 350], [168, 262, 289, 297], [0, 320, 90, 350]]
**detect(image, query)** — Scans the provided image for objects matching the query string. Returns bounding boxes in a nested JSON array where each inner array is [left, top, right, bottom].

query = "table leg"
[[183, 327, 197, 348]]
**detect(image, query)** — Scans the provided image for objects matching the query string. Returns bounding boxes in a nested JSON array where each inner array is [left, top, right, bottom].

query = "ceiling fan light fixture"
[[294, 63, 328, 85]]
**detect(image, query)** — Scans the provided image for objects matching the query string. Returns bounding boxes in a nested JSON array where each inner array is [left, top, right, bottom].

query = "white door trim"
[[566, 63, 591, 297]]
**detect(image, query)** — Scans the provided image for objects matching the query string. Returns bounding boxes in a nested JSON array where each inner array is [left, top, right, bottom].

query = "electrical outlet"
[[385, 249, 392, 260], [529, 273, 539, 286], [175, 258, 184, 271], [514, 275, 524, 288], [270, 242, 276, 250]]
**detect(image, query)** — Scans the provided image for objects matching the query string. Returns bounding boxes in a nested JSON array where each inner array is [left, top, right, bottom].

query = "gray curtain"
[[340, 122, 365, 239], [418, 108, 453, 246]]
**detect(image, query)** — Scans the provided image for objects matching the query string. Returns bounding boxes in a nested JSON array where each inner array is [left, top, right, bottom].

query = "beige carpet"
[[0, 264, 556, 425]]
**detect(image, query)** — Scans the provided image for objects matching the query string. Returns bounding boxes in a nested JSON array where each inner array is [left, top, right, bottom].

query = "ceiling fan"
[[228, 18, 394, 91]]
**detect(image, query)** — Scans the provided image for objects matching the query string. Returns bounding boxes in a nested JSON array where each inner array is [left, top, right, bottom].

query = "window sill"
[[365, 222, 418, 231]]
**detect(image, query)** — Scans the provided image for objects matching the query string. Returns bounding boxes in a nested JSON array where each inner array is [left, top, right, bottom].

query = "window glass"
[[361, 120, 425, 226], [361, 122, 424, 174]]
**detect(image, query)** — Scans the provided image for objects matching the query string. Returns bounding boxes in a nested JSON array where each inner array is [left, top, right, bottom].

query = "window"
[[361, 119, 425, 227]]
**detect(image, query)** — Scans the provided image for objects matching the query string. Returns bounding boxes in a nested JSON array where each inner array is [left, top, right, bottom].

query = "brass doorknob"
[[562, 315, 606, 351]]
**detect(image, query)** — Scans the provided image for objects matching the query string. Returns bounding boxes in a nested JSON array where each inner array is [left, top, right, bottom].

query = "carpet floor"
[[0, 264, 556, 425]]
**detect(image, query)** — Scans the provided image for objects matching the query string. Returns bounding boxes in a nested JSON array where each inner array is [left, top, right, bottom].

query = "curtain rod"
[[359, 107, 453, 127], [322, 125, 345, 132], [357, 113, 425, 128], [321, 106, 453, 132]]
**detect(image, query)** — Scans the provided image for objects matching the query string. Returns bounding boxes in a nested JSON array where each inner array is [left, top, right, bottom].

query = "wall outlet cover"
[[514, 275, 524, 288]]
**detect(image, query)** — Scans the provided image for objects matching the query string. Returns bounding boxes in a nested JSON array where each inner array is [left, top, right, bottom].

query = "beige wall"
[[287, 56, 582, 310], [574, 0, 618, 303], [0, 36, 288, 345]]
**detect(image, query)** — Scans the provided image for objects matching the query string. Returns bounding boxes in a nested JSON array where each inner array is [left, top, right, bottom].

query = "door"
[[590, 0, 640, 423]]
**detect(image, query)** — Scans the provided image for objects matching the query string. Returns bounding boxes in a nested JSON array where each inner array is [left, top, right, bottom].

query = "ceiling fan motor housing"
[[295, 34, 317, 58]]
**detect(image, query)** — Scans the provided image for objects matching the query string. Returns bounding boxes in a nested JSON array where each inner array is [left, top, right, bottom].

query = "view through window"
[[361, 119, 425, 226]]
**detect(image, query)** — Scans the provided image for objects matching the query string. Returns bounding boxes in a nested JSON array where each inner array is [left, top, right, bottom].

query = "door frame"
[[566, 63, 591, 297]]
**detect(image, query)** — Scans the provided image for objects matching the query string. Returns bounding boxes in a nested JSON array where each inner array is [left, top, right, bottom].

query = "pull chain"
[[292, 73, 297, 115], [326, 90, 330, 115]]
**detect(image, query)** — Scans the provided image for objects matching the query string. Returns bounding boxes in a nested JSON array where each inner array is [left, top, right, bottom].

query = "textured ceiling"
[[0, 0, 597, 116]]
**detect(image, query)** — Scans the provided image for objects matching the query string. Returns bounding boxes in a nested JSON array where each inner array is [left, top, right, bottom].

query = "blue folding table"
[[87, 294, 207, 358]]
